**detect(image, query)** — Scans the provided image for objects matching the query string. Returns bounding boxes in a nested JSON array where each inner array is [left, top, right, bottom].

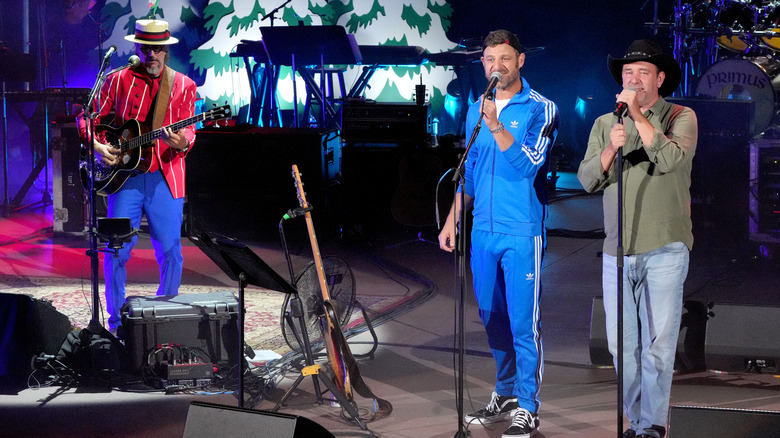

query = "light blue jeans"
[[104, 171, 184, 330], [602, 242, 689, 438]]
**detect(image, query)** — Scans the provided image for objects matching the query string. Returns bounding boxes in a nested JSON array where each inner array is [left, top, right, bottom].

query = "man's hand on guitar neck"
[[93, 139, 121, 167], [161, 126, 189, 151]]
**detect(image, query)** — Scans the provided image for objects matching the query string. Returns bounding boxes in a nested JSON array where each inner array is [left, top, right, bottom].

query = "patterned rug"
[[0, 275, 411, 356]]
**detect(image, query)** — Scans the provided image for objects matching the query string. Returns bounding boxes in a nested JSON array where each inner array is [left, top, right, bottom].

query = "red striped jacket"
[[78, 65, 197, 199]]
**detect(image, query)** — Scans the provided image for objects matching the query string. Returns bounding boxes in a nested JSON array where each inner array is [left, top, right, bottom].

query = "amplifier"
[[50, 121, 87, 235], [342, 101, 430, 144], [749, 139, 780, 243]]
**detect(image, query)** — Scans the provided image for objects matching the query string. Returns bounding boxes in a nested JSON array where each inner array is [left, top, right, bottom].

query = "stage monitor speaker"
[[668, 405, 780, 438], [589, 297, 707, 371], [182, 401, 335, 438], [704, 302, 780, 372], [0, 293, 73, 390]]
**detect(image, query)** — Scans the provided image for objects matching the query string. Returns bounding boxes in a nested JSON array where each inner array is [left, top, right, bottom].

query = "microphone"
[[106, 55, 140, 75], [613, 87, 637, 118], [103, 45, 117, 63], [484, 71, 502, 101]]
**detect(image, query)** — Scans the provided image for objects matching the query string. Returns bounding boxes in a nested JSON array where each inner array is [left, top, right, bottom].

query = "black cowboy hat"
[[607, 39, 681, 97]]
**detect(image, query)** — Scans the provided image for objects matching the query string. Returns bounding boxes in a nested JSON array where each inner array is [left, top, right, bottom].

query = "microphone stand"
[[614, 113, 625, 438], [261, 0, 292, 26], [449, 96, 489, 438], [84, 52, 112, 329]]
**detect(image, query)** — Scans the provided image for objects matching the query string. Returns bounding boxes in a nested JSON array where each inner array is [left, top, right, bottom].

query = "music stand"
[[187, 232, 365, 428], [260, 25, 359, 129], [188, 231, 296, 408]]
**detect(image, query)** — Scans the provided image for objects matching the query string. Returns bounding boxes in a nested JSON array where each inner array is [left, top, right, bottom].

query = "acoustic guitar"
[[291, 164, 392, 419], [79, 104, 231, 196]]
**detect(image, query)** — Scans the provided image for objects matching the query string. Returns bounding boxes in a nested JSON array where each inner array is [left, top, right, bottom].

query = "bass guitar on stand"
[[291, 164, 392, 421], [80, 105, 231, 196]]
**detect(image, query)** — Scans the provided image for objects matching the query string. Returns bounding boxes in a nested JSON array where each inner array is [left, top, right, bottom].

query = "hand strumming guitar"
[[93, 139, 121, 167]]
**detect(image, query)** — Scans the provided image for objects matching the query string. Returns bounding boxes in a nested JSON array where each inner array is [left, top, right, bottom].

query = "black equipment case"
[[120, 291, 240, 373]]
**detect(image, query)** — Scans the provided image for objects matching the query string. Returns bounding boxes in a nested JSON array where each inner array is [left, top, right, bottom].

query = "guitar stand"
[[273, 214, 371, 430], [273, 296, 368, 431]]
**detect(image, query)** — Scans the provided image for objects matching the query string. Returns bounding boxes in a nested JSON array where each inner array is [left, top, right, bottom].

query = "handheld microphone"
[[103, 45, 117, 63], [484, 71, 502, 101], [613, 87, 637, 118]]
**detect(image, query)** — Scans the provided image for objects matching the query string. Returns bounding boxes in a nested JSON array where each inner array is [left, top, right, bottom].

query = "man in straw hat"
[[439, 29, 558, 438], [577, 40, 698, 437], [77, 19, 197, 336]]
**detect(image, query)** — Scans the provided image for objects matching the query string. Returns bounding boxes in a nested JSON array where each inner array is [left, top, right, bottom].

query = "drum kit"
[[674, 0, 780, 133]]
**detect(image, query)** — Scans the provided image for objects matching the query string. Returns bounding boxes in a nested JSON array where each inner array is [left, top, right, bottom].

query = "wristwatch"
[[489, 122, 505, 134]]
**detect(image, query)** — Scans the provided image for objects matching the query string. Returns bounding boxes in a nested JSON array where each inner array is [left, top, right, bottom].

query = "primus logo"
[[704, 71, 769, 90]]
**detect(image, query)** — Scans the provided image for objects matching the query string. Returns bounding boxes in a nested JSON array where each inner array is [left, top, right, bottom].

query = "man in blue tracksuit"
[[438, 29, 558, 438]]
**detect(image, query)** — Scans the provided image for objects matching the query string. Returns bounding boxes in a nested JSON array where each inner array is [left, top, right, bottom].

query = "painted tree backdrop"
[[93, 0, 460, 122]]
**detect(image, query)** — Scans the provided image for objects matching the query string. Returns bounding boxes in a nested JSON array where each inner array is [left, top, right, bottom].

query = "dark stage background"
[[3, 0, 770, 248]]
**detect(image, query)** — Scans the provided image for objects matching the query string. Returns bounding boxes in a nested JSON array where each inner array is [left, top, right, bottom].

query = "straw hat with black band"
[[124, 19, 179, 45]]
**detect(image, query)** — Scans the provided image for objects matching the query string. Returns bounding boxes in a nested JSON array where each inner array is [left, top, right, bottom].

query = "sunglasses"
[[137, 45, 167, 54]]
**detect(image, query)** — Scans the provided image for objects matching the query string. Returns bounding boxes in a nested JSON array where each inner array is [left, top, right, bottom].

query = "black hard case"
[[120, 291, 240, 373]]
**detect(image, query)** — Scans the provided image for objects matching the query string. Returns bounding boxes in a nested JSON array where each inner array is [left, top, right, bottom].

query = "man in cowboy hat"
[[577, 40, 698, 438], [77, 19, 197, 336]]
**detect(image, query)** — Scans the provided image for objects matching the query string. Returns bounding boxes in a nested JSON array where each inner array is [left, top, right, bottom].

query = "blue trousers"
[[602, 241, 689, 437], [470, 230, 545, 413], [104, 171, 184, 330]]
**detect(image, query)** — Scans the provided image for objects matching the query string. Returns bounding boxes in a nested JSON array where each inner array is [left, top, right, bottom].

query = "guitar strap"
[[151, 66, 176, 130]]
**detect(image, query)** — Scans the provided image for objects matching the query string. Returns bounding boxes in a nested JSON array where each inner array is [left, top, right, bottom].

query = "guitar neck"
[[123, 113, 205, 153], [303, 209, 332, 302], [292, 164, 331, 302]]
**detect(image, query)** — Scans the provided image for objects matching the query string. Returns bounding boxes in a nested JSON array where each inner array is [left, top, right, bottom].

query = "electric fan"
[[281, 255, 356, 351]]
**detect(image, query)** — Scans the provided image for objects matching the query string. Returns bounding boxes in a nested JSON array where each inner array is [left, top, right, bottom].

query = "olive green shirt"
[[577, 96, 698, 256]]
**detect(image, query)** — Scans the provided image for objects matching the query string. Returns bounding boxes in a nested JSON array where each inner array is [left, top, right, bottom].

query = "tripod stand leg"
[[273, 371, 308, 411], [310, 364, 368, 430], [282, 310, 324, 401], [272, 363, 368, 430]]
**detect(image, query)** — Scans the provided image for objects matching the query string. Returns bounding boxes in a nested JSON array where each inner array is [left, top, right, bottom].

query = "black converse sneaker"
[[502, 407, 539, 437], [464, 391, 518, 424]]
